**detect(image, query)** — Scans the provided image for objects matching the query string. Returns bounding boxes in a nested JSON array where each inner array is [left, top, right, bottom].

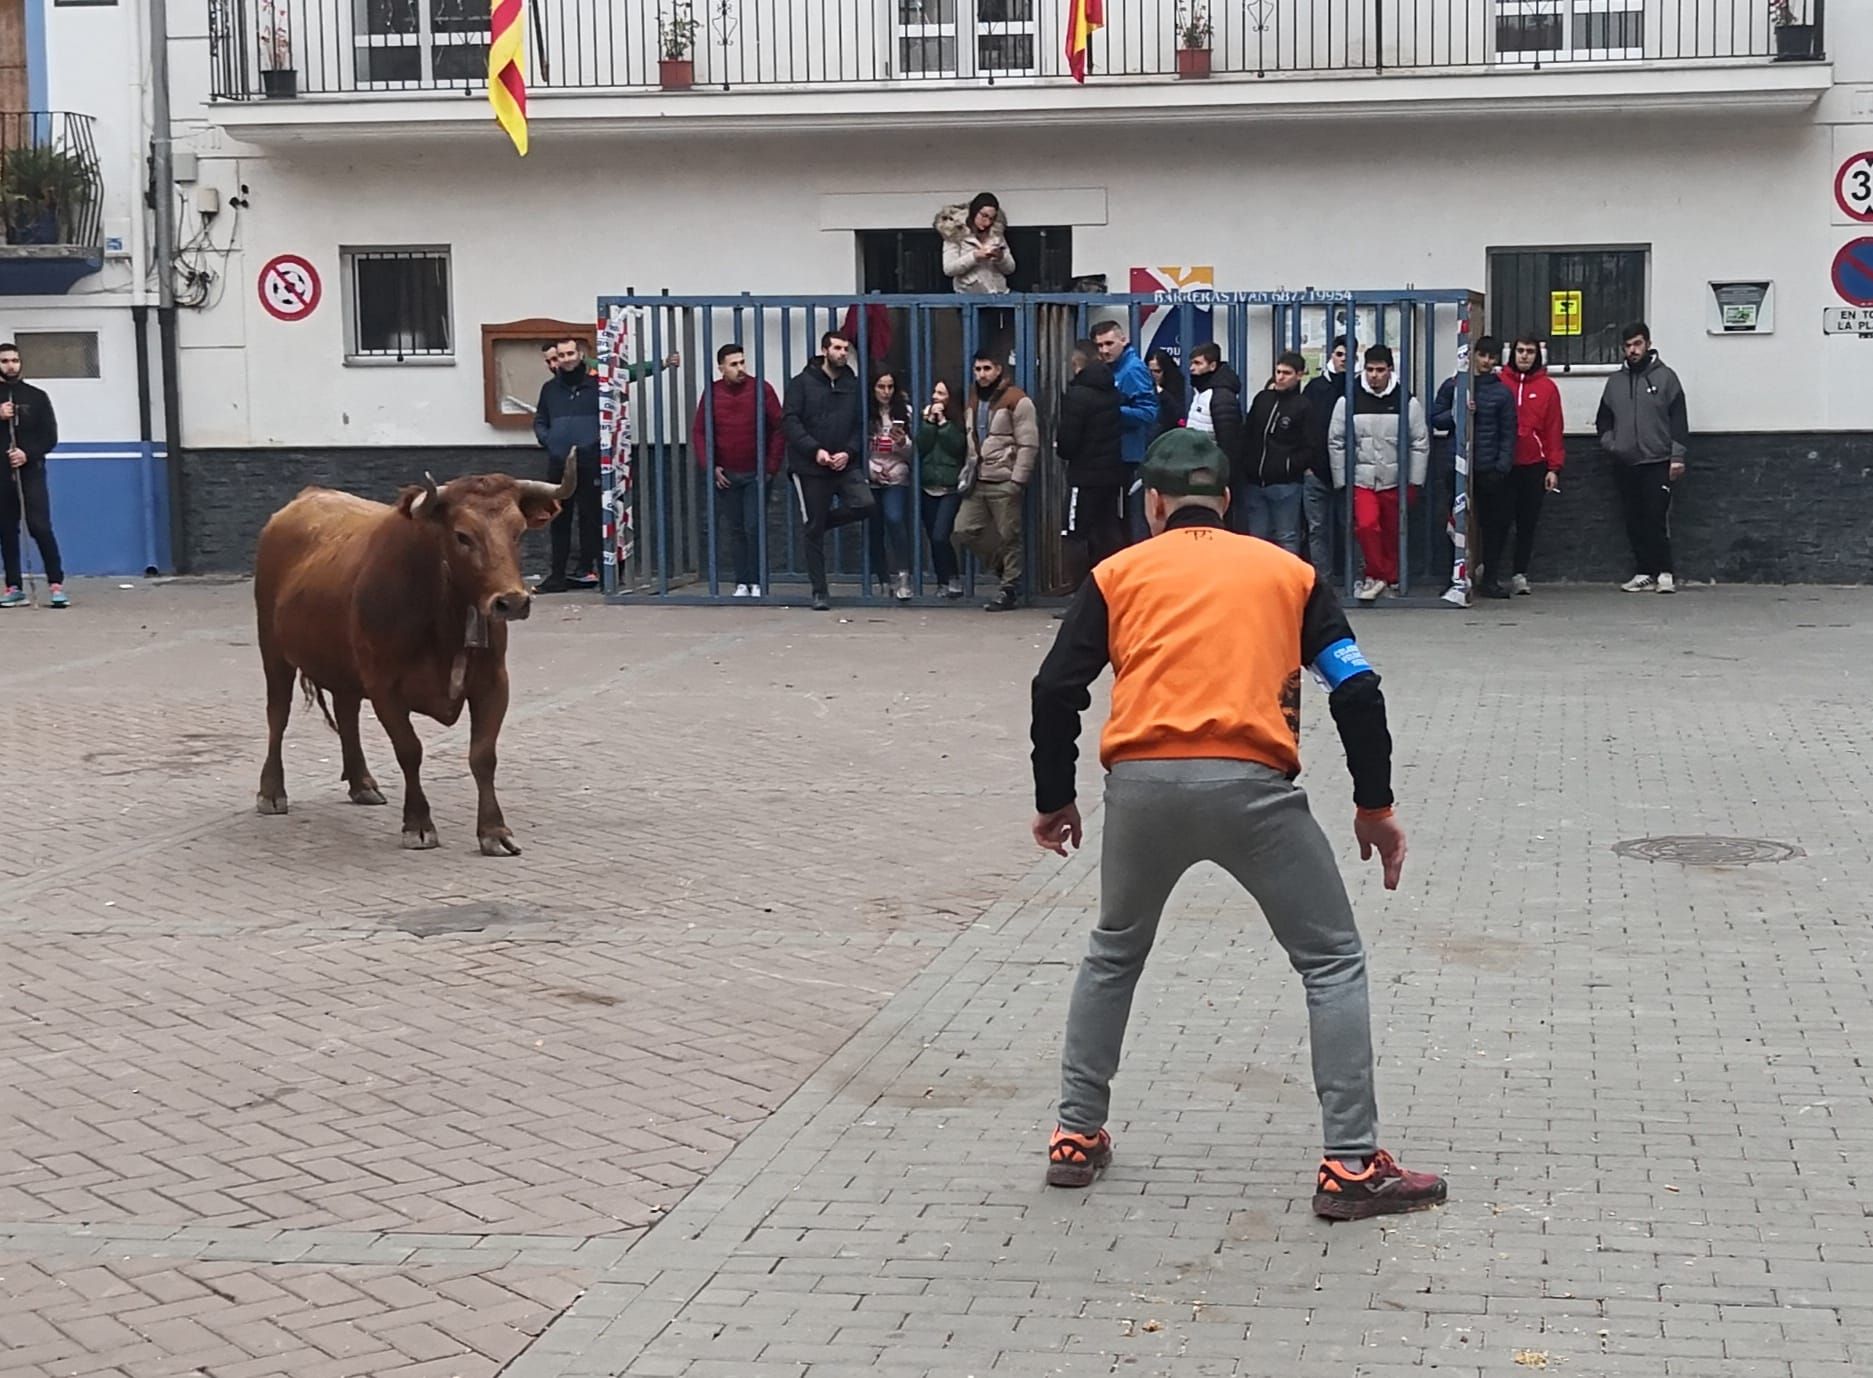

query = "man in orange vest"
[[1029, 428, 1446, 1221]]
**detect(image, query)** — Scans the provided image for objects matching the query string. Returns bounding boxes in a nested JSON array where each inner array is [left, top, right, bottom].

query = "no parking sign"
[[1831, 239, 1873, 308], [258, 254, 322, 322]]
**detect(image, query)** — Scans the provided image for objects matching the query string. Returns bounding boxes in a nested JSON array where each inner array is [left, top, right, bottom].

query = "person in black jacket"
[[1432, 336, 1518, 600], [1301, 337, 1352, 585], [0, 342, 66, 608], [534, 335, 677, 592], [1185, 343, 1244, 473], [1146, 349, 1186, 440], [781, 330, 873, 611], [1237, 352, 1315, 555], [1055, 340, 1128, 578]]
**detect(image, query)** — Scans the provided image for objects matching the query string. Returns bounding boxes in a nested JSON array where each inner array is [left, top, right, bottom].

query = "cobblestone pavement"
[[4, 581, 1871, 1377]]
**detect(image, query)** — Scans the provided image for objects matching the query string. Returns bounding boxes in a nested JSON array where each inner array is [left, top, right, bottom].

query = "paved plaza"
[[2, 580, 1870, 1378]]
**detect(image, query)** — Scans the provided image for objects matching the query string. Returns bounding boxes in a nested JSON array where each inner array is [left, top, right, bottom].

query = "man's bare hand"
[[7, 448, 24, 469], [1355, 809, 1407, 891], [829, 451, 850, 471], [1669, 459, 1686, 481], [1032, 804, 1083, 857], [714, 466, 730, 490], [815, 448, 833, 467], [1544, 470, 1560, 493], [0, 401, 14, 421], [664, 352, 681, 369]]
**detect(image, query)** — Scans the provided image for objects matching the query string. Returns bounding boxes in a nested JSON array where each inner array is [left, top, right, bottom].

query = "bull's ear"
[[519, 495, 562, 530], [397, 474, 448, 520]]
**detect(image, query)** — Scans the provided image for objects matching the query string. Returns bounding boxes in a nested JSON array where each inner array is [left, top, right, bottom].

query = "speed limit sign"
[[1835, 152, 1873, 224]]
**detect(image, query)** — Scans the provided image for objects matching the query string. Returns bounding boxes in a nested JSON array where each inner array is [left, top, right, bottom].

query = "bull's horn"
[[516, 448, 579, 503], [421, 472, 440, 502]]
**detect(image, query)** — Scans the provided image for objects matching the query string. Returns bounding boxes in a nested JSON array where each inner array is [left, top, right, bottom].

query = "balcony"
[[0, 113, 104, 295], [205, 0, 1830, 137]]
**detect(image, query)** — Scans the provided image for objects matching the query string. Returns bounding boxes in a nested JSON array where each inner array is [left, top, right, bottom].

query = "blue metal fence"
[[595, 289, 1481, 606]]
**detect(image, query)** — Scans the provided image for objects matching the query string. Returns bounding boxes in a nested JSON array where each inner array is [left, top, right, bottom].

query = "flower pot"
[[261, 67, 298, 98], [6, 207, 61, 246], [659, 58, 694, 91], [1176, 46, 1211, 79], [1773, 23, 1816, 59]]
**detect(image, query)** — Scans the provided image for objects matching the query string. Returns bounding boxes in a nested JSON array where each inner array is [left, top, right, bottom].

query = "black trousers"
[[790, 466, 874, 597], [1474, 470, 1513, 586], [547, 449, 604, 580], [1616, 461, 1674, 576], [1, 458, 64, 587], [1062, 483, 1128, 584], [1508, 464, 1548, 576]]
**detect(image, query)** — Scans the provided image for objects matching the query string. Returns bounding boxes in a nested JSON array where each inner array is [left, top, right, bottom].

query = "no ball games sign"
[[258, 254, 322, 322]]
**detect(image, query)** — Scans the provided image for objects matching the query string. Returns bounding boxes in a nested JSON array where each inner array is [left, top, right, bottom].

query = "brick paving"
[[4, 581, 1872, 1376]]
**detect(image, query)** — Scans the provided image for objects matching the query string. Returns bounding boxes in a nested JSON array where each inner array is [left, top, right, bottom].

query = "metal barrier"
[[594, 289, 1481, 605]]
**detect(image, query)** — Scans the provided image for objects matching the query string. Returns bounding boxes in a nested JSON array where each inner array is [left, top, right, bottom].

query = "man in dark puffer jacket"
[[1432, 335, 1517, 599], [1055, 340, 1128, 575]]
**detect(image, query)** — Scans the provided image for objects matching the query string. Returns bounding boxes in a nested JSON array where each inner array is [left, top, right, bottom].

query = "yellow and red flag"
[[489, 0, 528, 155], [1066, 0, 1103, 83]]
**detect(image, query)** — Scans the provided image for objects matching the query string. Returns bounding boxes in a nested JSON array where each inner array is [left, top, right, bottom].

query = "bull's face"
[[404, 455, 578, 623]]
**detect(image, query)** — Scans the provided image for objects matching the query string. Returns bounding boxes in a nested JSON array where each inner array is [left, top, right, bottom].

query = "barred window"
[[1487, 245, 1648, 368], [342, 247, 453, 362]]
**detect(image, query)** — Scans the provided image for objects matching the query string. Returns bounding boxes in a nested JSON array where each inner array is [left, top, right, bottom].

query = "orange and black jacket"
[[1030, 506, 1392, 813]]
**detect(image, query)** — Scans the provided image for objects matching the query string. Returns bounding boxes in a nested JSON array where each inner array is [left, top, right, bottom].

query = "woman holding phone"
[[914, 378, 967, 597], [866, 369, 915, 601]]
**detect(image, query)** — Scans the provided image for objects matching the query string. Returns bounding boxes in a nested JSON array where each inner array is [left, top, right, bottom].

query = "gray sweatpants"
[[1058, 759, 1380, 1158]]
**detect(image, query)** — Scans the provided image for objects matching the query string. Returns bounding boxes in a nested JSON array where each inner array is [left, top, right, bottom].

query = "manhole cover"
[[388, 900, 554, 936], [1612, 836, 1804, 866]]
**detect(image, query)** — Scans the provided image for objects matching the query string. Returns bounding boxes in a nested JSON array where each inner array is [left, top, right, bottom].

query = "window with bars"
[[342, 248, 454, 362], [353, 0, 491, 86], [895, 0, 1036, 77], [1487, 245, 1648, 368], [1495, 0, 1644, 62]]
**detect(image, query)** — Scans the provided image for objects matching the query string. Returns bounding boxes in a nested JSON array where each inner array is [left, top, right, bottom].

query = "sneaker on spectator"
[[1511, 573, 1531, 596], [0, 587, 25, 608], [893, 572, 913, 603], [810, 592, 830, 612], [1620, 574, 1657, 593], [944, 578, 965, 599], [1440, 585, 1467, 607], [750, 584, 763, 598], [48, 584, 68, 609], [1656, 572, 1676, 594], [1355, 577, 1386, 604], [984, 586, 1020, 613], [1312, 1149, 1448, 1220], [731, 584, 751, 598]]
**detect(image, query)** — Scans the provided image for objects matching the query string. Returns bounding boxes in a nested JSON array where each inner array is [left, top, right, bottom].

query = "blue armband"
[[1311, 637, 1372, 690]]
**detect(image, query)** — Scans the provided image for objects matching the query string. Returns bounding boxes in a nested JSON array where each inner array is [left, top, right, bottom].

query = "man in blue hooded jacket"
[[1092, 319, 1157, 546], [1432, 335, 1517, 600]]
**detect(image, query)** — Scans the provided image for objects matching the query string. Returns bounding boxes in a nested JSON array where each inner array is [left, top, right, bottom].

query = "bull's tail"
[[299, 673, 340, 735]]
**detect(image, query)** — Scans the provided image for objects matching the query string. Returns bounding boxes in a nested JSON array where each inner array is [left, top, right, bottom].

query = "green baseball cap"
[[1139, 428, 1230, 497]]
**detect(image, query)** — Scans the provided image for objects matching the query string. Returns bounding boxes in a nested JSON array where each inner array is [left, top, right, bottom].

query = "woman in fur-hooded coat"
[[937, 192, 1015, 295]]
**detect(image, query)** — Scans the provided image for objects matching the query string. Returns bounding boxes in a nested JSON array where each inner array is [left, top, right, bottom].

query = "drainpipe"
[[149, 0, 186, 572]]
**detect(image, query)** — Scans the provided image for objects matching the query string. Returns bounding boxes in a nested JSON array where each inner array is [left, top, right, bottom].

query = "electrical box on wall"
[[1708, 281, 1774, 334]]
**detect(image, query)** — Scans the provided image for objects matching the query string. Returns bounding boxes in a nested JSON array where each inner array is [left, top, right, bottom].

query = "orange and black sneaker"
[[1312, 1149, 1447, 1220], [1045, 1125, 1113, 1188]]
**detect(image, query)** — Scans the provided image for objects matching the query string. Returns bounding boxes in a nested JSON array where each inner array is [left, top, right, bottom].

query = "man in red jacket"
[[693, 342, 786, 596], [1499, 334, 1565, 595]]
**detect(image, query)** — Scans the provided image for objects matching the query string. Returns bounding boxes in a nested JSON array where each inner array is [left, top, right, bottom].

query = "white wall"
[[167, 108, 1867, 450]]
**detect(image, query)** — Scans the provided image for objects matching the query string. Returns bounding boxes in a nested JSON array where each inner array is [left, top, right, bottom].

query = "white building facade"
[[23, 0, 1873, 578]]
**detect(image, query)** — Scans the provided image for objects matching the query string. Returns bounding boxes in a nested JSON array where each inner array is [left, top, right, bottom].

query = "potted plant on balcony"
[[658, 3, 700, 91], [259, 0, 297, 98], [1, 143, 94, 246], [1770, 0, 1817, 60], [1176, 1, 1213, 79]]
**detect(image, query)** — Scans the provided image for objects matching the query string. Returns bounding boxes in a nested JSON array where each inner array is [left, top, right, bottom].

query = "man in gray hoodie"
[[1596, 322, 1688, 594]]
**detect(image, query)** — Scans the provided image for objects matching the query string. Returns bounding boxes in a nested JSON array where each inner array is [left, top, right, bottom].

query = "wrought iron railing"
[[208, 0, 1825, 100], [0, 113, 103, 250]]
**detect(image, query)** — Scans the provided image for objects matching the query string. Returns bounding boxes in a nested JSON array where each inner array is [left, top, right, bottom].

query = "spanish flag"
[[1066, 0, 1103, 83], [489, 0, 528, 155]]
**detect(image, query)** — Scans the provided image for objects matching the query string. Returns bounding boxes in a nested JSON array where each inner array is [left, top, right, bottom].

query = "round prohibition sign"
[[258, 254, 322, 321], [1836, 152, 1873, 223]]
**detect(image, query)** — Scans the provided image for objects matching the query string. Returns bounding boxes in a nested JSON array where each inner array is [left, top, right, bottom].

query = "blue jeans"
[[868, 483, 913, 580], [1303, 473, 1338, 586], [714, 472, 767, 587], [919, 489, 962, 584], [1244, 482, 1306, 557]]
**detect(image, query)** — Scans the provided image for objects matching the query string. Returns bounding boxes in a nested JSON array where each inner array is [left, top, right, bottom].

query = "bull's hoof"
[[348, 784, 387, 806], [256, 793, 289, 816], [478, 830, 522, 857], [400, 827, 440, 851]]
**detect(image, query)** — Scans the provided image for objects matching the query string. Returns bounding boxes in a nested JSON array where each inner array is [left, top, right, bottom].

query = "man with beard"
[[1239, 351, 1315, 556], [781, 330, 872, 612], [0, 342, 66, 609], [534, 335, 678, 591], [954, 350, 1039, 611]]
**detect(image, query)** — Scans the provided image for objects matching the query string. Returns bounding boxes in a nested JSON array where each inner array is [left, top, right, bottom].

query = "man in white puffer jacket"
[[1328, 344, 1429, 604]]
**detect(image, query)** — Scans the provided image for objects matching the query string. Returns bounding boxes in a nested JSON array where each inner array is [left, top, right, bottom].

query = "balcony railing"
[[209, 0, 1825, 101], [0, 113, 102, 249]]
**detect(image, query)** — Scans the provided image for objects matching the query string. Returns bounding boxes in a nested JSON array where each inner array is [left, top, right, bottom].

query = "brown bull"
[[253, 456, 577, 855]]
